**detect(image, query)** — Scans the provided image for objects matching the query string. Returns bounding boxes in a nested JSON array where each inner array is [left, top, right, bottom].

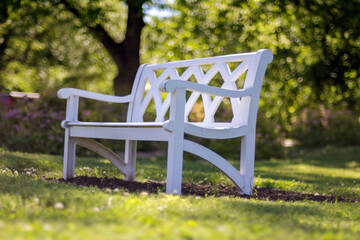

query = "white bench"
[[57, 49, 273, 195]]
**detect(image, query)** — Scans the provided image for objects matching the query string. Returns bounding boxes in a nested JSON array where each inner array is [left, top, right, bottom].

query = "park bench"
[[57, 49, 273, 195]]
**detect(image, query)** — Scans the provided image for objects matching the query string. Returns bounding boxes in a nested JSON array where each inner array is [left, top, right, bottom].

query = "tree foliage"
[[1, 0, 359, 131], [57, 0, 148, 95], [0, 0, 176, 95], [0, 0, 116, 93], [142, 0, 360, 128]]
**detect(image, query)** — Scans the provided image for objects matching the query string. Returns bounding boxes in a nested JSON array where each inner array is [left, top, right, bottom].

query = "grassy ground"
[[0, 146, 359, 239]]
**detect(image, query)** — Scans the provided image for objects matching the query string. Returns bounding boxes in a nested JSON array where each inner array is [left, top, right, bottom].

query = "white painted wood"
[[183, 140, 248, 194], [71, 137, 128, 176], [63, 95, 79, 179], [58, 88, 133, 103], [69, 126, 170, 141], [57, 49, 273, 195], [160, 80, 253, 98], [240, 134, 255, 195], [183, 122, 247, 139], [127, 64, 148, 122], [124, 140, 137, 181], [238, 49, 273, 194], [166, 88, 186, 195], [66, 121, 165, 128], [63, 132, 76, 179]]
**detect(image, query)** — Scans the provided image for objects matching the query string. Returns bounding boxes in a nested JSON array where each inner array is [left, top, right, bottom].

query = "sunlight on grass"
[[254, 146, 360, 198], [0, 177, 359, 239], [0, 146, 359, 239]]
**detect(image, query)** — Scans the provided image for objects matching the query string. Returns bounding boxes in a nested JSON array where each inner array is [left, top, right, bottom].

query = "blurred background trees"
[[0, 0, 359, 156], [59, 0, 147, 95], [144, 0, 360, 120], [0, 0, 116, 93]]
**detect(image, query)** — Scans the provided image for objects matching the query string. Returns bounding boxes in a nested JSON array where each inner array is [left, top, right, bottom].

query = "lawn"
[[0, 146, 359, 239]]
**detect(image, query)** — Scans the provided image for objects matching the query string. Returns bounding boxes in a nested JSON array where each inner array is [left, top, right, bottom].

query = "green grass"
[[0, 146, 359, 239]]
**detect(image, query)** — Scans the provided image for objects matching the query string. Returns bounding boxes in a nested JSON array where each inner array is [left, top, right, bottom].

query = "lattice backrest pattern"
[[129, 52, 263, 124]]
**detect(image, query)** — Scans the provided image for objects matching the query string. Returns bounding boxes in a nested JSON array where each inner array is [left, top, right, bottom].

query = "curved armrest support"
[[160, 80, 252, 98], [57, 88, 133, 103]]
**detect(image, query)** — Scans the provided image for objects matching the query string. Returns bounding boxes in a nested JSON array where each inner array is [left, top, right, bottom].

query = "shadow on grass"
[[0, 152, 63, 171], [283, 145, 360, 169], [0, 175, 75, 200], [1, 146, 359, 199]]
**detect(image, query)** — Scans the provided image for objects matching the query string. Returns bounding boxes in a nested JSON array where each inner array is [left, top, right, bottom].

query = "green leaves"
[[0, 0, 117, 93], [143, 0, 360, 136], [0, 0, 359, 146]]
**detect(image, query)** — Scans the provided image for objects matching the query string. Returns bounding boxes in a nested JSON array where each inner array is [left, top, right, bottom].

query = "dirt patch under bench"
[[48, 176, 358, 203]]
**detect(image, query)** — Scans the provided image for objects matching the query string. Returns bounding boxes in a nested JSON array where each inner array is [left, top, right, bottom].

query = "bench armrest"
[[57, 88, 133, 103], [160, 80, 252, 98]]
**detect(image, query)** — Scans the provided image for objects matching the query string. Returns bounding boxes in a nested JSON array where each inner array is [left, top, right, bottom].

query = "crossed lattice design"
[[136, 58, 251, 123]]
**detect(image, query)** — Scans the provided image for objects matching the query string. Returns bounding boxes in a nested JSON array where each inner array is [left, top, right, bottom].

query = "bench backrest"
[[127, 49, 273, 128]]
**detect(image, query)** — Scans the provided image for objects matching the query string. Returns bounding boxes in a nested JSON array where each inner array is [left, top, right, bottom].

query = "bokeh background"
[[0, 0, 359, 158]]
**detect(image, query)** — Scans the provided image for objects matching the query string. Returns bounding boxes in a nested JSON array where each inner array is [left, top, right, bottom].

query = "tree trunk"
[[113, 2, 145, 96], [60, 0, 145, 95]]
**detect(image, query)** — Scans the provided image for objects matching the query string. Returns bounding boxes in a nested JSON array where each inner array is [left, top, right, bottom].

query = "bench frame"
[[58, 49, 273, 195]]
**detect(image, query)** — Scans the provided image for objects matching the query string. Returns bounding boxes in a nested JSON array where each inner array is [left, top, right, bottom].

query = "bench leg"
[[166, 133, 184, 195], [240, 134, 255, 194], [165, 88, 186, 195], [124, 140, 137, 181], [63, 129, 76, 179]]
